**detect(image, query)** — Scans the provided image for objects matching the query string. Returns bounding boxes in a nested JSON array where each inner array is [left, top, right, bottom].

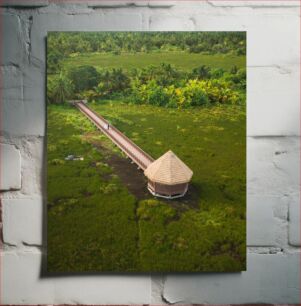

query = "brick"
[[149, 15, 195, 30], [191, 8, 299, 68], [247, 196, 279, 246], [246, 13, 300, 67], [248, 66, 299, 136], [85, 0, 174, 8], [273, 138, 300, 192], [87, 1, 148, 8], [101, 12, 143, 30], [2, 198, 43, 246], [147, 1, 176, 8], [206, 0, 300, 7], [2, 251, 54, 304], [1, 64, 46, 136], [20, 137, 44, 195], [39, 3, 93, 14], [22, 65, 46, 136], [2, 251, 151, 304], [0, 0, 49, 6], [0, 143, 21, 191], [288, 194, 300, 246], [163, 253, 299, 304], [2, 13, 23, 66], [1, 66, 22, 102], [1, 65, 23, 136], [247, 137, 299, 196], [151, 275, 164, 304]]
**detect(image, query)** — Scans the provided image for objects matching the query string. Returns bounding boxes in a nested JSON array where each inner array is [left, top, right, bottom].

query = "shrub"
[[50, 159, 65, 165], [210, 68, 226, 79], [96, 68, 130, 97], [189, 65, 211, 80], [99, 183, 119, 194], [132, 79, 169, 106], [224, 68, 246, 91], [79, 89, 99, 101], [181, 80, 209, 107], [195, 79, 240, 104], [131, 78, 240, 108], [47, 49, 64, 74], [67, 65, 100, 93], [135, 63, 182, 86], [137, 199, 176, 222]]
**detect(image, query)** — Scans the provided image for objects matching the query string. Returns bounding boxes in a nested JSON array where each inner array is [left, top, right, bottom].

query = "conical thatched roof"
[[144, 150, 193, 185]]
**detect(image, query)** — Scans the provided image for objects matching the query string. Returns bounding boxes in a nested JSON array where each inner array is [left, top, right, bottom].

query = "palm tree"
[[48, 73, 74, 104]]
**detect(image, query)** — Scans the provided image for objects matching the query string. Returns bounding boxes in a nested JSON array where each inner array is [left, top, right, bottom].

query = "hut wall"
[[148, 180, 188, 196]]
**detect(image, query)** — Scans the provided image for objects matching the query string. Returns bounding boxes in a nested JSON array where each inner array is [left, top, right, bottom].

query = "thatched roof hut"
[[144, 150, 193, 198]]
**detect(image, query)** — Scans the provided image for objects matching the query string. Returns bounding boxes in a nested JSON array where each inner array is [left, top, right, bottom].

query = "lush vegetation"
[[47, 32, 246, 73], [48, 62, 246, 108], [47, 32, 246, 272], [48, 102, 246, 272], [47, 32, 246, 108], [92, 101, 246, 271], [47, 106, 139, 271]]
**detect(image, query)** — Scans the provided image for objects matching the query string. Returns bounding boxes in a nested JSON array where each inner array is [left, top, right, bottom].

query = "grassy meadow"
[[63, 51, 245, 72], [47, 32, 246, 272]]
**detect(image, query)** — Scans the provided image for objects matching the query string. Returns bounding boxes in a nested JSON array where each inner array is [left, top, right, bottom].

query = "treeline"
[[47, 32, 246, 73], [47, 63, 246, 108]]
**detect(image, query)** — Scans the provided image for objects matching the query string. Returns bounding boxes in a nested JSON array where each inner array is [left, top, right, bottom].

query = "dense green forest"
[[47, 32, 246, 272], [47, 32, 246, 109]]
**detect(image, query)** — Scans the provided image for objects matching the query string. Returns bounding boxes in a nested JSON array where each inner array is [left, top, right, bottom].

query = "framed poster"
[[47, 32, 246, 272]]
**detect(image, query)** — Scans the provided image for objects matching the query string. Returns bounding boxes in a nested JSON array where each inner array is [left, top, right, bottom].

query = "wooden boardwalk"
[[75, 101, 154, 171]]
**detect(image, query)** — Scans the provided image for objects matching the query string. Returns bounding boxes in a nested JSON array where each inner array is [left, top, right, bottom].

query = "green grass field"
[[47, 106, 140, 271], [62, 51, 246, 72], [47, 46, 246, 272], [47, 101, 246, 272]]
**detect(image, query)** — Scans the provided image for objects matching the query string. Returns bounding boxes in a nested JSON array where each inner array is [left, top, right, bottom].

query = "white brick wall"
[[2, 13, 24, 66], [0, 143, 21, 190], [289, 193, 300, 246], [2, 198, 43, 246], [1, 1, 300, 304], [0, 0, 49, 6], [162, 253, 300, 304]]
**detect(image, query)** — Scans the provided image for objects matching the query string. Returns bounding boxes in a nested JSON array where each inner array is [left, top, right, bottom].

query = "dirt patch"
[[84, 132, 200, 206], [109, 152, 201, 208], [107, 153, 200, 208], [107, 153, 151, 200], [84, 133, 151, 200]]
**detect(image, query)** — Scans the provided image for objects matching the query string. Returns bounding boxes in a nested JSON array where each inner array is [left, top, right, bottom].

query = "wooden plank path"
[[75, 101, 154, 171]]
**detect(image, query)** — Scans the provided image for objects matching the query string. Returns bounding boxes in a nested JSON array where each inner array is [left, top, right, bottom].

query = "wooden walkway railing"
[[74, 101, 154, 171]]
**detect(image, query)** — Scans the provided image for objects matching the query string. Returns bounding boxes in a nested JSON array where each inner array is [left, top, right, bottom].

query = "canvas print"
[[47, 32, 246, 272]]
